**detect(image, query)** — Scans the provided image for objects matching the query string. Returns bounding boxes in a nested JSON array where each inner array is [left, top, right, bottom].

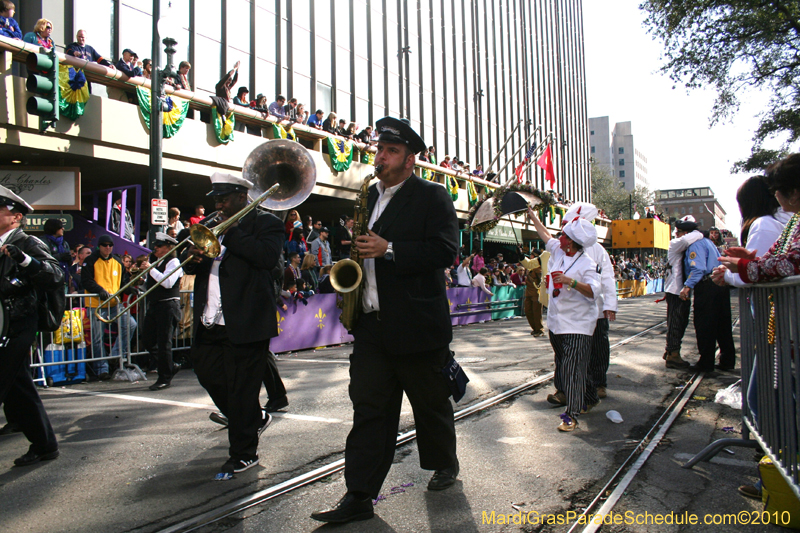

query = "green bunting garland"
[[327, 137, 354, 171], [361, 151, 375, 165], [135, 87, 190, 138], [448, 175, 459, 201], [59, 65, 89, 120], [211, 107, 235, 144], [272, 123, 297, 141], [466, 180, 478, 206]]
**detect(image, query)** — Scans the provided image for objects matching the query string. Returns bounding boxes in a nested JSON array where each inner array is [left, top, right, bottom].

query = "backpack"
[[37, 285, 67, 332]]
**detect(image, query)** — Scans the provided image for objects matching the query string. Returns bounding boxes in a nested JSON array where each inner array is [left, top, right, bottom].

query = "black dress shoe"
[[264, 396, 289, 412], [311, 493, 374, 523], [428, 460, 460, 490], [209, 412, 228, 426], [688, 364, 715, 375], [149, 381, 171, 391], [172, 363, 181, 377], [14, 447, 59, 466]]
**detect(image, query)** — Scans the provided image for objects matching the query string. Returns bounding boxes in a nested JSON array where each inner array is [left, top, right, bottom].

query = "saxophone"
[[330, 166, 382, 332]]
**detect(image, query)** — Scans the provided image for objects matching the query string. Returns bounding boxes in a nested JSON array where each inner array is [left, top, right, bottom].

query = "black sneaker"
[[221, 456, 259, 474], [259, 411, 272, 436], [209, 412, 228, 427]]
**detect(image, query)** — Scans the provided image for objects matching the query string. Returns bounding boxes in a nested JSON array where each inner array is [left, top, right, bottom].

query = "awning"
[[483, 224, 521, 244]]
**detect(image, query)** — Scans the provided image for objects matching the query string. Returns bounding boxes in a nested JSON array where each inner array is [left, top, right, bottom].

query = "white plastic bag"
[[714, 380, 742, 410]]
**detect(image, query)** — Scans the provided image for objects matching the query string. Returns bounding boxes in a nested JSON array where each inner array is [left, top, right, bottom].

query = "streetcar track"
[[158, 319, 670, 533]]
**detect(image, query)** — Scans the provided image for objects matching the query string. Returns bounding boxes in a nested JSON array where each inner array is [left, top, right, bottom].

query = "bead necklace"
[[774, 213, 800, 255]]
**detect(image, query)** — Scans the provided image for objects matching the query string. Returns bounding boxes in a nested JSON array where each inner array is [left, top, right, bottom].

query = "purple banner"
[[448, 287, 493, 325], [270, 293, 354, 353]]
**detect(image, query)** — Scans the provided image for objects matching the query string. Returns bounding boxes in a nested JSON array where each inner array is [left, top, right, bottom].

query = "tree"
[[640, 1, 800, 171], [591, 161, 655, 220]]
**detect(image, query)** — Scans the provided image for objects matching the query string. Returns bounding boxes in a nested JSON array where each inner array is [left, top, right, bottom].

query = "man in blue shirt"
[[307, 109, 325, 129], [680, 227, 736, 372], [268, 95, 287, 120]]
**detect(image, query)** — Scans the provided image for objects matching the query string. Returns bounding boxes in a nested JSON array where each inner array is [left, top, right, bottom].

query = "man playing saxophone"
[[313, 117, 461, 524]]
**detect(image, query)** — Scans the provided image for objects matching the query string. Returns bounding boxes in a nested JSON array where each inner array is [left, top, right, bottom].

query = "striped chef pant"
[[587, 318, 610, 390], [665, 292, 691, 353], [549, 332, 594, 418]]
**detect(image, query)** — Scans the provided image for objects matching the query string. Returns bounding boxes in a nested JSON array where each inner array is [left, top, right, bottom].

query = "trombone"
[[94, 183, 280, 323], [94, 139, 318, 324]]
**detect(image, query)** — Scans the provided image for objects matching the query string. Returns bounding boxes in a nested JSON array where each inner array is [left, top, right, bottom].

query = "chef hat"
[[561, 202, 598, 225], [562, 218, 598, 248]]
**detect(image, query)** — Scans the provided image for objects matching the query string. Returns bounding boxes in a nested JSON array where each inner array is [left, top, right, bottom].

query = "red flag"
[[537, 144, 555, 188], [514, 160, 527, 183]]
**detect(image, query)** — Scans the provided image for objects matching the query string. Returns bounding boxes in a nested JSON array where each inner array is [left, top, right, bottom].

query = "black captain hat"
[[375, 117, 427, 154]]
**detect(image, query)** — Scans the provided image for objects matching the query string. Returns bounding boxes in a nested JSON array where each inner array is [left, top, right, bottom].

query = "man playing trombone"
[[140, 232, 183, 391], [183, 172, 284, 477]]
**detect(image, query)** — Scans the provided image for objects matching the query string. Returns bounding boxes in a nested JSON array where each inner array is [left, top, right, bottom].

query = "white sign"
[[0, 167, 81, 210], [151, 198, 168, 225]]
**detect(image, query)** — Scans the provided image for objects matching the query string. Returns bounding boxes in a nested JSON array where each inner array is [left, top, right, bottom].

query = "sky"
[[582, 0, 784, 236]]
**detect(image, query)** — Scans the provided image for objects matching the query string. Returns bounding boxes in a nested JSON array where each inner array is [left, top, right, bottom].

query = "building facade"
[[654, 187, 727, 231], [7, 0, 591, 236], [589, 116, 648, 192]]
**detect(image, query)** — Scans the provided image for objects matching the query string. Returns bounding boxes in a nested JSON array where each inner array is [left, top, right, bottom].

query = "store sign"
[[485, 224, 521, 244], [0, 167, 81, 210], [151, 199, 168, 225], [26, 214, 73, 232]]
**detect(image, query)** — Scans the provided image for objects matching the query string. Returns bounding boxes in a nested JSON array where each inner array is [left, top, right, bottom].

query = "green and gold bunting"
[[272, 123, 297, 141], [361, 151, 375, 165], [327, 137, 353, 172], [59, 66, 90, 120], [135, 87, 190, 138], [447, 175, 459, 201], [466, 180, 478, 206], [212, 107, 235, 144]]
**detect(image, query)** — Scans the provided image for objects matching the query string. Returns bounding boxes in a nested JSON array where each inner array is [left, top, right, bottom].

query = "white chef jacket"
[[582, 242, 617, 319], [665, 230, 703, 295], [545, 238, 601, 336]]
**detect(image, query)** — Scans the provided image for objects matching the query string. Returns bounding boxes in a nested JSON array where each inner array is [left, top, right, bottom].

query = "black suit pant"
[[191, 325, 267, 461], [693, 279, 736, 370], [142, 300, 181, 383], [344, 312, 457, 499], [0, 314, 57, 454]]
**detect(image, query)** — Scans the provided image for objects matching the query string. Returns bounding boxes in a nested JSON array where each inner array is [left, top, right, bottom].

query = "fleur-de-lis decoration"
[[315, 308, 326, 329], [466, 298, 472, 305], [276, 311, 285, 335]]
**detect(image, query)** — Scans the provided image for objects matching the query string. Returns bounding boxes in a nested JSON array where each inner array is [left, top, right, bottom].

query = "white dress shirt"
[[149, 256, 183, 301], [665, 230, 703, 295], [362, 179, 407, 313], [202, 241, 226, 326]]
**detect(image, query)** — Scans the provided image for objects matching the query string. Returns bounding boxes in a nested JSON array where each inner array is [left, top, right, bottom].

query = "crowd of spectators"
[[611, 253, 668, 281]]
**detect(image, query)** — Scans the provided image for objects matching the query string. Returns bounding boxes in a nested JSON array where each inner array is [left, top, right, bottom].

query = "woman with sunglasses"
[[23, 18, 53, 50], [528, 207, 601, 432]]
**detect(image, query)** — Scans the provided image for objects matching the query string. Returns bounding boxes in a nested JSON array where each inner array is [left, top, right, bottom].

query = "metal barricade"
[[30, 289, 195, 386], [683, 275, 800, 501]]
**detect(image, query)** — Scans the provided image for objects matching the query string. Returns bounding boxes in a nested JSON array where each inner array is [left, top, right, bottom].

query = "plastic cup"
[[551, 271, 563, 289]]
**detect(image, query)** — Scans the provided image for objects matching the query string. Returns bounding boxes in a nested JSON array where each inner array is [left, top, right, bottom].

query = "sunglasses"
[[45, 25, 52, 29], [99, 243, 113, 247]]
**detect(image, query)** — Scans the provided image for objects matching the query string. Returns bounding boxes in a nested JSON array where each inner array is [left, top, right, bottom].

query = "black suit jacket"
[[184, 208, 283, 344], [363, 175, 459, 354]]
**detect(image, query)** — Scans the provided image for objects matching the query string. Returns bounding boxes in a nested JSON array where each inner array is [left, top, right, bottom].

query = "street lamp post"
[[147, 2, 180, 248]]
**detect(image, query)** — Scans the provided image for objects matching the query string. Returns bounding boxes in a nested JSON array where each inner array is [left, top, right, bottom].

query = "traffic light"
[[26, 47, 59, 132]]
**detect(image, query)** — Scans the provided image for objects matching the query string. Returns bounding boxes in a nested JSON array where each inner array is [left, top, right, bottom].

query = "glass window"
[[256, 59, 277, 101], [119, 5, 151, 64], [618, 147, 624, 154], [370, 8, 384, 67], [355, 97, 369, 125], [255, 7, 277, 62], [121, 0, 151, 15], [689, 206, 693, 214], [227, 0, 252, 52], [315, 37, 332, 84], [315, 0, 331, 40], [387, 71, 400, 115], [354, 56, 369, 99], [619, 158, 624, 165], [196, 0, 222, 39], [372, 65, 385, 107], [373, 103, 385, 121], [591, 146, 595, 153], [256, 0, 276, 10], [590, 130, 594, 135], [293, 27, 311, 75], [291, 0, 311, 29], [336, 89, 351, 119], [353, 1, 367, 43], [619, 171, 625, 178], [336, 46, 351, 91], [334, 0, 351, 46], [75, 0, 114, 58], [194, 35, 222, 93], [293, 73, 312, 106], [317, 82, 332, 113], [229, 53, 250, 92]]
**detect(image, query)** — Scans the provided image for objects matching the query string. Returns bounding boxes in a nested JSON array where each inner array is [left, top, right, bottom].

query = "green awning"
[[483, 224, 521, 244]]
